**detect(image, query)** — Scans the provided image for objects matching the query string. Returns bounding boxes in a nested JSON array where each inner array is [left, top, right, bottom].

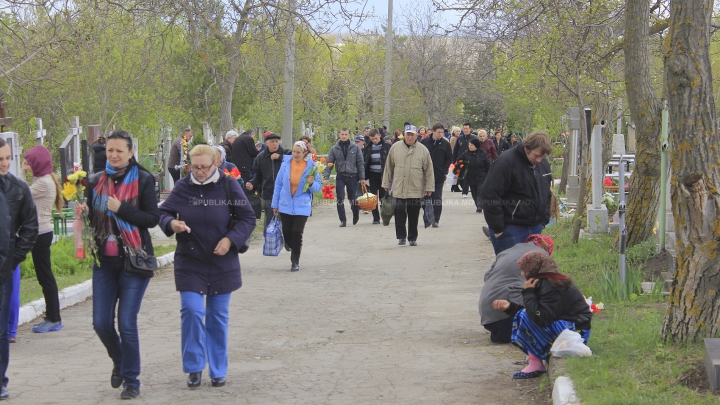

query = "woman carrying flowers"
[[458, 138, 490, 212], [271, 141, 322, 272], [493, 251, 592, 379], [76, 130, 159, 399]]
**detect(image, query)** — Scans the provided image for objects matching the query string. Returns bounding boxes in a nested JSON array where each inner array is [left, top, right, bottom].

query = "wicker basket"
[[356, 183, 378, 211]]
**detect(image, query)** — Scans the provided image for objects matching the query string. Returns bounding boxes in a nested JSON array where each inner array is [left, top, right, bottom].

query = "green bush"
[[626, 239, 658, 266], [20, 237, 93, 279]]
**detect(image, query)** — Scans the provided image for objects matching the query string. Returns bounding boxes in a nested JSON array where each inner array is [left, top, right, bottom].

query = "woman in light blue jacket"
[[271, 141, 322, 271]]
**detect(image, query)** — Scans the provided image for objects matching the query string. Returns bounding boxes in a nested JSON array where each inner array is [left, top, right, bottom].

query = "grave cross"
[[68, 116, 82, 170], [35, 118, 47, 145], [0, 100, 12, 132]]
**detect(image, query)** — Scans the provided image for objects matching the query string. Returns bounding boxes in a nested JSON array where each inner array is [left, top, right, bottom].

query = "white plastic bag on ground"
[[550, 329, 592, 358]]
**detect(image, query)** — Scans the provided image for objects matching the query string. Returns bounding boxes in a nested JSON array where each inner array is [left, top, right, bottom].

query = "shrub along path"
[[8, 188, 542, 404]]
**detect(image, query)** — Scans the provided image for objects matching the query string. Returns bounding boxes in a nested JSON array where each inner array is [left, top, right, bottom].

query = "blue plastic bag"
[[263, 215, 284, 257]]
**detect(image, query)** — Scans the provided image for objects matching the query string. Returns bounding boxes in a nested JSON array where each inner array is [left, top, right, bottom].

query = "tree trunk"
[[661, 0, 720, 342], [218, 80, 235, 133], [571, 73, 590, 243], [623, 0, 663, 248]]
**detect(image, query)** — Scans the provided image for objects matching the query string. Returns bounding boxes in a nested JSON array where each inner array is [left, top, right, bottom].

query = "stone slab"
[[705, 339, 720, 391], [612, 134, 626, 156], [586, 205, 609, 234], [553, 376, 582, 405]]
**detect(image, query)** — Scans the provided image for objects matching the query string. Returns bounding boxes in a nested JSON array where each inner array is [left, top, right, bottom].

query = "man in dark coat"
[[91, 135, 107, 174], [220, 130, 238, 163], [362, 128, 392, 224], [323, 128, 366, 227], [420, 123, 453, 227], [0, 138, 39, 399], [247, 133, 291, 229], [230, 129, 259, 184], [480, 131, 553, 255], [452, 123, 477, 197]]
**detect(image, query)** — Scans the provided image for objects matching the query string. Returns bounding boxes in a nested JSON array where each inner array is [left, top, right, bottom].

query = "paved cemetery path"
[[9, 186, 542, 404]]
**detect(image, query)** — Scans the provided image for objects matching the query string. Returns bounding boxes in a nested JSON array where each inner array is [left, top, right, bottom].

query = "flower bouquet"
[[304, 166, 318, 192], [180, 138, 191, 177], [62, 170, 93, 259], [223, 167, 241, 179], [454, 159, 467, 180], [321, 184, 335, 199]]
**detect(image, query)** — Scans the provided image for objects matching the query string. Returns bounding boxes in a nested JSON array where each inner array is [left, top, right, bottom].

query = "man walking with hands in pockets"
[[382, 125, 435, 246], [323, 128, 366, 227]]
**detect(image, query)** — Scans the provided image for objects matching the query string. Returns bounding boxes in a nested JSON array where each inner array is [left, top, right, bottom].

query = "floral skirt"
[[511, 309, 591, 360]]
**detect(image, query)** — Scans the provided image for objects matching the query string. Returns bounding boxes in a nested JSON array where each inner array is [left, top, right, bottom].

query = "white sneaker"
[[462, 194, 468, 198]]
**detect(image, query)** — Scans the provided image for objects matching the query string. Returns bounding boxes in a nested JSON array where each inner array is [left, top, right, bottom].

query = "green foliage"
[[626, 239, 659, 266], [20, 237, 92, 279], [599, 268, 642, 301]]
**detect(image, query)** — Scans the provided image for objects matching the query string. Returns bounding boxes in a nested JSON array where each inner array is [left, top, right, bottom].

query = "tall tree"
[[661, 0, 720, 342], [623, 0, 664, 248]]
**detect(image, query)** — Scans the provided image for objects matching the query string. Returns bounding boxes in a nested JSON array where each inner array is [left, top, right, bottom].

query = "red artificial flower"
[[81, 178, 87, 187], [223, 167, 241, 179], [590, 303, 602, 314], [604, 177, 612, 186]]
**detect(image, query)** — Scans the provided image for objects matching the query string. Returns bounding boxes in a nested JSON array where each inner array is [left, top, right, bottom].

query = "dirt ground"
[[9, 187, 546, 404]]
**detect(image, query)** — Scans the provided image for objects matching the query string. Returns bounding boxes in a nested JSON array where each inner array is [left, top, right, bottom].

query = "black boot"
[[290, 231, 302, 271]]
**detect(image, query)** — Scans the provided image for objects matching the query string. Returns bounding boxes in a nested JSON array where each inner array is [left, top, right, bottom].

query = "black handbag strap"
[[224, 176, 240, 221]]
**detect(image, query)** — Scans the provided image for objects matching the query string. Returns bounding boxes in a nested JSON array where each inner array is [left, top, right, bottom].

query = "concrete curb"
[[552, 376, 581, 405], [18, 252, 175, 326]]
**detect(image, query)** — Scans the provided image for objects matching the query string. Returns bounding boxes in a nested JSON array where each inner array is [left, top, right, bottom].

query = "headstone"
[[705, 339, 720, 391], [35, 118, 46, 145], [87, 125, 102, 145], [586, 124, 608, 235], [202, 122, 213, 145], [627, 121, 637, 152], [612, 134, 626, 155], [566, 108, 581, 204]]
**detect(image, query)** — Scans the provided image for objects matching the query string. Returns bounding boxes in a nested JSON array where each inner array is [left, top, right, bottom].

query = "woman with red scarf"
[[77, 130, 159, 400]]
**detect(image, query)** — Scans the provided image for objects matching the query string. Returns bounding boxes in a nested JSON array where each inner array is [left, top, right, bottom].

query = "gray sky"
[[354, 0, 463, 31]]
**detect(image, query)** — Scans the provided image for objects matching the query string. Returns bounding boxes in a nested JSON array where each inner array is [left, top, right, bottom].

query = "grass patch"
[[543, 219, 717, 403]]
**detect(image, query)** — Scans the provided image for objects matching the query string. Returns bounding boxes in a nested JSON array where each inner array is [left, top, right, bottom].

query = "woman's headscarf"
[[213, 145, 227, 163], [525, 234, 554, 255], [293, 141, 310, 160], [517, 251, 567, 280], [23, 146, 53, 177]]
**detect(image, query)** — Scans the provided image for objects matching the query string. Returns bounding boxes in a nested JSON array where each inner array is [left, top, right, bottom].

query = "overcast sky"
[[350, 0, 463, 32]]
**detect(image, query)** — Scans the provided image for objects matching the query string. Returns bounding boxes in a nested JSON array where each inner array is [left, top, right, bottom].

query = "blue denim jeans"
[[7, 266, 19, 338], [488, 224, 544, 255], [0, 277, 13, 387], [92, 257, 151, 388], [180, 292, 232, 379]]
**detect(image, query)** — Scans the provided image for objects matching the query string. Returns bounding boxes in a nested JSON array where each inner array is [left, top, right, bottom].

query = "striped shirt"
[[369, 144, 383, 173]]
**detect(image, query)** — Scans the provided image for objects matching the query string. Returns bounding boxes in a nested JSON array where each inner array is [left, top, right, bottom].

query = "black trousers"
[[430, 180, 444, 223], [367, 171, 386, 222], [335, 174, 359, 223], [460, 177, 469, 195], [279, 214, 308, 264], [483, 316, 513, 344], [168, 167, 181, 183], [394, 198, 422, 241], [31, 232, 61, 322], [470, 184, 481, 210], [262, 199, 275, 230]]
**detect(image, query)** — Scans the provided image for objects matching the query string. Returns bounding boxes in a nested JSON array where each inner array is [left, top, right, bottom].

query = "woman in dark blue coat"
[[158, 145, 255, 389]]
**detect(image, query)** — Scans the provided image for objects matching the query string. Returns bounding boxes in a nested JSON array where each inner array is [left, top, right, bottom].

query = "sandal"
[[512, 370, 546, 379]]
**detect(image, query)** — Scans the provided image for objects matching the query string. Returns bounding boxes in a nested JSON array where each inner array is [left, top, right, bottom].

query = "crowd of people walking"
[[0, 119, 589, 401]]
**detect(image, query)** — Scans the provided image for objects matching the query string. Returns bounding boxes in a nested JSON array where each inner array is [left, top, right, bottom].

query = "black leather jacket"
[[507, 279, 592, 330], [0, 173, 39, 284], [249, 147, 291, 200], [0, 192, 9, 275]]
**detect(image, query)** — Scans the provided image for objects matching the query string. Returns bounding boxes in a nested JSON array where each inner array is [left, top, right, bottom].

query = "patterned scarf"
[[525, 234, 555, 255], [517, 251, 568, 280], [92, 161, 144, 254]]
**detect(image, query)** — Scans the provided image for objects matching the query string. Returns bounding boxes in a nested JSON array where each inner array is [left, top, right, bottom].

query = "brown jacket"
[[381, 140, 435, 199]]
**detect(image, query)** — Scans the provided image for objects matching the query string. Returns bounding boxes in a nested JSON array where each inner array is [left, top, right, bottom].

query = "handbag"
[[224, 177, 250, 253], [113, 221, 158, 278], [263, 214, 284, 256], [422, 196, 435, 228], [380, 192, 395, 226]]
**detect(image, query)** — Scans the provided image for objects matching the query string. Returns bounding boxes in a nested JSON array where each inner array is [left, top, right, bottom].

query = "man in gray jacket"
[[323, 128, 365, 227], [478, 234, 554, 343]]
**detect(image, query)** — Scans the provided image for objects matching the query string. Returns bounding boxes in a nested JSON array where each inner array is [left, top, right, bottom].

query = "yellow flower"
[[75, 170, 87, 178], [67, 173, 78, 183], [62, 183, 78, 201]]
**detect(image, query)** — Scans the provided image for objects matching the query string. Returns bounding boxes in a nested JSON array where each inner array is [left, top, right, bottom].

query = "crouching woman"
[[493, 251, 591, 379]]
